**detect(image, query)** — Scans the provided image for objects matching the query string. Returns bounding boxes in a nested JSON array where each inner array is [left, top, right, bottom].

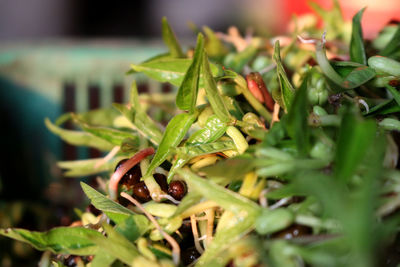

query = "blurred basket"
[[0, 39, 165, 198]]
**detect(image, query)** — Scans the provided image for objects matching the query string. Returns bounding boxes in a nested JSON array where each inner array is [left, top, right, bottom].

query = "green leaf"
[[350, 8, 367, 65], [73, 108, 121, 127], [195, 214, 256, 267], [341, 65, 375, 89], [0, 227, 101, 255], [334, 110, 377, 183], [81, 182, 135, 224], [200, 156, 260, 182], [386, 84, 400, 107], [75, 119, 139, 147], [130, 58, 221, 87], [115, 215, 150, 242], [273, 41, 295, 112], [202, 51, 231, 122], [58, 157, 123, 177], [162, 17, 184, 58], [203, 26, 228, 60], [176, 33, 204, 112], [177, 169, 260, 215], [45, 118, 114, 151], [316, 44, 375, 90], [381, 25, 400, 58], [86, 223, 139, 265], [286, 73, 310, 156], [172, 191, 203, 218], [90, 251, 116, 267], [113, 103, 163, 146], [224, 40, 259, 72], [186, 115, 227, 144], [364, 99, 400, 116], [174, 140, 235, 158], [145, 112, 197, 176]]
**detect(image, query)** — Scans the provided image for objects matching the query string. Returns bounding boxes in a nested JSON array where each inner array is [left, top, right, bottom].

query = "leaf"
[[58, 157, 123, 177], [174, 141, 235, 158], [90, 251, 116, 267], [203, 26, 228, 60], [187, 115, 228, 144], [86, 223, 139, 265], [386, 84, 400, 107], [195, 214, 256, 267], [364, 99, 400, 116], [130, 58, 221, 87], [113, 103, 163, 145], [225, 40, 259, 72], [350, 8, 367, 65], [172, 191, 203, 218], [0, 227, 101, 255], [145, 112, 197, 176], [76, 119, 139, 147], [72, 108, 121, 127], [162, 17, 184, 58], [334, 110, 377, 183], [273, 41, 295, 112], [316, 44, 375, 90], [202, 51, 231, 122], [115, 215, 150, 242], [176, 33, 204, 112], [341, 65, 375, 89], [200, 156, 260, 182], [81, 182, 135, 224], [286, 73, 310, 156], [45, 118, 114, 151], [177, 169, 260, 215], [381, 25, 400, 58]]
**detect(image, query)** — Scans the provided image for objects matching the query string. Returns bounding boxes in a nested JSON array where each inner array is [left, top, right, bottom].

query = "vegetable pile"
[[4, 1, 400, 266]]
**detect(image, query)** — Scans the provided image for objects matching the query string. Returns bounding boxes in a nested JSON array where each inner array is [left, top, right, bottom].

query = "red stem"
[[109, 147, 155, 199]]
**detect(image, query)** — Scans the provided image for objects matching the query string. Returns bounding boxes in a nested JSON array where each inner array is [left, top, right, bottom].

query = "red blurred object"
[[282, 0, 400, 38]]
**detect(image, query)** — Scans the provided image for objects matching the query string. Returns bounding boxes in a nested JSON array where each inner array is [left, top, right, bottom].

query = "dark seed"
[[181, 247, 201, 265], [272, 224, 312, 239], [132, 181, 151, 202], [168, 180, 187, 200], [154, 173, 168, 192], [115, 159, 142, 188]]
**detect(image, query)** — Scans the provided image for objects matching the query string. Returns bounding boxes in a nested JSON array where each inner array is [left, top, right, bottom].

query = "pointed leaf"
[[0, 227, 101, 255], [45, 118, 114, 151], [286, 73, 310, 156], [334, 111, 377, 183], [176, 33, 204, 111], [81, 182, 136, 224], [145, 112, 197, 176], [273, 41, 295, 112], [162, 17, 184, 58], [130, 58, 220, 87], [350, 8, 367, 65], [202, 51, 231, 122]]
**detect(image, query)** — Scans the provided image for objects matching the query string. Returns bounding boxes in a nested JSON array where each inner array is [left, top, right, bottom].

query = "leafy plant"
[[3, 6, 400, 267]]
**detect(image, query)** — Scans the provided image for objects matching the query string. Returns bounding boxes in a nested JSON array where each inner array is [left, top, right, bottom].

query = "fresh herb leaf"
[[162, 17, 184, 58], [202, 51, 231, 122], [0, 227, 101, 255], [145, 112, 197, 176], [176, 33, 204, 112], [273, 41, 295, 112], [45, 118, 114, 151], [350, 8, 367, 65]]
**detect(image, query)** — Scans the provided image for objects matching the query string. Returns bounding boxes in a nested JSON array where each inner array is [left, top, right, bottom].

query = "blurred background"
[[0, 0, 400, 265]]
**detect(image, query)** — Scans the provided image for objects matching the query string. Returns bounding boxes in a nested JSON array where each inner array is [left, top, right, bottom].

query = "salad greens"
[[4, 2, 400, 266]]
